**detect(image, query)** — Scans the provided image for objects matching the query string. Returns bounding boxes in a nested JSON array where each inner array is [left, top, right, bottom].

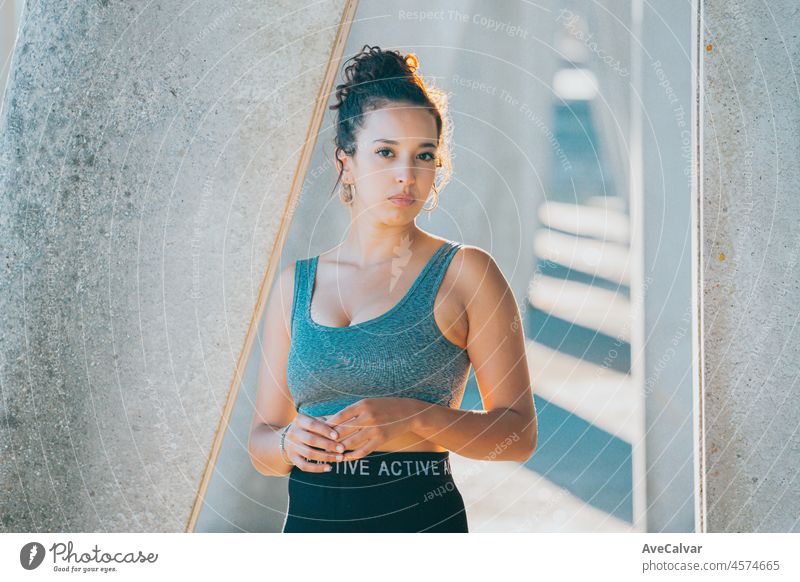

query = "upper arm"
[[457, 247, 536, 433], [249, 261, 298, 438]]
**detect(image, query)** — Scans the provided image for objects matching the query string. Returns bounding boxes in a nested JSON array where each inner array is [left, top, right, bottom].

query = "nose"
[[396, 157, 416, 185]]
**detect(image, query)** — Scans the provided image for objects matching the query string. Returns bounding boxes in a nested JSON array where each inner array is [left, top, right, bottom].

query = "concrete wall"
[[0, 0, 24, 108], [0, 0, 346, 532], [700, 0, 800, 532], [638, 0, 696, 532], [583, 0, 632, 206]]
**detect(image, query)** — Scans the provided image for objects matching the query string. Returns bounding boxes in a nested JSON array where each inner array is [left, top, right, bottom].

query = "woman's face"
[[338, 102, 439, 224]]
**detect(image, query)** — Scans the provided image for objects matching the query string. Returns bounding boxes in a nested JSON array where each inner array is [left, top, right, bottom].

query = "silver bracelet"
[[279, 423, 293, 465]]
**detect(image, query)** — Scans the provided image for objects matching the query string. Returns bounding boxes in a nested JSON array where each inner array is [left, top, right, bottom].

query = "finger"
[[342, 439, 379, 461], [326, 420, 362, 441], [290, 453, 332, 473], [293, 442, 344, 464], [292, 428, 344, 453], [329, 413, 369, 430], [296, 413, 341, 440], [324, 415, 355, 428], [324, 405, 360, 427], [337, 428, 370, 452]]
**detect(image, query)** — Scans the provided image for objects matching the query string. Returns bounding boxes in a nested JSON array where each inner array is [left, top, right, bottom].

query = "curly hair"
[[328, 44, 453, 207]]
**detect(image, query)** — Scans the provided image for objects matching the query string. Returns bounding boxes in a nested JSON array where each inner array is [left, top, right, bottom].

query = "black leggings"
[[282, 451, 469, 533]]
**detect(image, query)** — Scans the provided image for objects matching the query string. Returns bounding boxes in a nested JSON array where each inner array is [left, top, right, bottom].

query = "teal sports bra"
[[286, 240, 472, 417]]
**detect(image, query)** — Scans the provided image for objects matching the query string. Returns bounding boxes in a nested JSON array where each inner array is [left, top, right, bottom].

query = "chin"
[[381, 214, 418, 226]]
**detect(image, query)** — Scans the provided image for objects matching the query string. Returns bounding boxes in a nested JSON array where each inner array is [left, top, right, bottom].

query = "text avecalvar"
[[642, 544, 702, 554]]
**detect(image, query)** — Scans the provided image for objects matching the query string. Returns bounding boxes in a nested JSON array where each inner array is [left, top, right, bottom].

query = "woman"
[[248, 45, 537, 533]]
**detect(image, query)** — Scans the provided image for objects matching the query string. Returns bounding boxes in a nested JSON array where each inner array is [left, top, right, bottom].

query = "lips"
[[388, 195, 416, 207], [389, 192, 415, 202]]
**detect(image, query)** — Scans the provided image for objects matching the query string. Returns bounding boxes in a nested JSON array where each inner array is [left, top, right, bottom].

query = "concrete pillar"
[[699, 0, 800, 532], [636, 0, 696, 532], [0, 0, 346, 532], [0, 0, 23, 106]]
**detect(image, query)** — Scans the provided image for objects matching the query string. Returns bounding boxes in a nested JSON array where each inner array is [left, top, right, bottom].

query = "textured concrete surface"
[[701, 0, 800, 532], [0, 0, 345, 532], [0, 1, 24, 105]]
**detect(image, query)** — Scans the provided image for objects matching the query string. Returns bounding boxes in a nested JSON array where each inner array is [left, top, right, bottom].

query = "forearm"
[[248, 423, 294, 477], [409, 401, 536, 462]]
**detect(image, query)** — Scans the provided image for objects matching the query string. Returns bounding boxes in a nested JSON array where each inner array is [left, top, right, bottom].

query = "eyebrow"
[[373, 139, 438, 148]]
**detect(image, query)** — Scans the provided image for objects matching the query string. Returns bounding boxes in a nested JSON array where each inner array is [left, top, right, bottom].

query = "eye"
[[375, 148, 436, 162]]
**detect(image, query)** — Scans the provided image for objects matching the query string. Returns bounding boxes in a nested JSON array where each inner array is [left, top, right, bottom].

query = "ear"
[[336, 149, 352, 181]]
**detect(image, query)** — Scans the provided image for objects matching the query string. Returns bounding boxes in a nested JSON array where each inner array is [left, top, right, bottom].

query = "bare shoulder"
[[452, 244, 498, 271], [447, 246, 521, 348], [448, 245, 508, 307]]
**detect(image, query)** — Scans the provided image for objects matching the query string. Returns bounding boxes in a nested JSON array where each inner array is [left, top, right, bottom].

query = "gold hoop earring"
[[339, 182, 353, 205], [422, 184, 439, 212]]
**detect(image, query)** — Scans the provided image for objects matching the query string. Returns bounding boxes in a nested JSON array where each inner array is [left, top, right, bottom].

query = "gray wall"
[[584, 0, 632, 207], [700, 0, 800, 532], [0, 0, 24, 108], [639, 0, 695, 532], [0, 0, 346, 532]]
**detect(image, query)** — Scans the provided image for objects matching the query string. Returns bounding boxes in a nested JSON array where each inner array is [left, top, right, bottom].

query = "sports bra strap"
[[290, 257, 312, 330], [412, 241, 462, 309]]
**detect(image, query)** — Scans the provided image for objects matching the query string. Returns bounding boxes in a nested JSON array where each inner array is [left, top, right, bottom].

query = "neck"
[[335, 222, 423, 269]]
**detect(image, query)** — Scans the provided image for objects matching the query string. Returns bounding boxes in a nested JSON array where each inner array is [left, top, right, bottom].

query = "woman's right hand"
[[283, 413, 346, 472]]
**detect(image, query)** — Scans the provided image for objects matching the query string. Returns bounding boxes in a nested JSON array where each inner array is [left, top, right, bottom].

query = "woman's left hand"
[[322, 397, 420, 460]]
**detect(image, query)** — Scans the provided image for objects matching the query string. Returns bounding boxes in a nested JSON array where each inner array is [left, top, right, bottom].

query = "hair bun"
[[331, 45, 420, 110]]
